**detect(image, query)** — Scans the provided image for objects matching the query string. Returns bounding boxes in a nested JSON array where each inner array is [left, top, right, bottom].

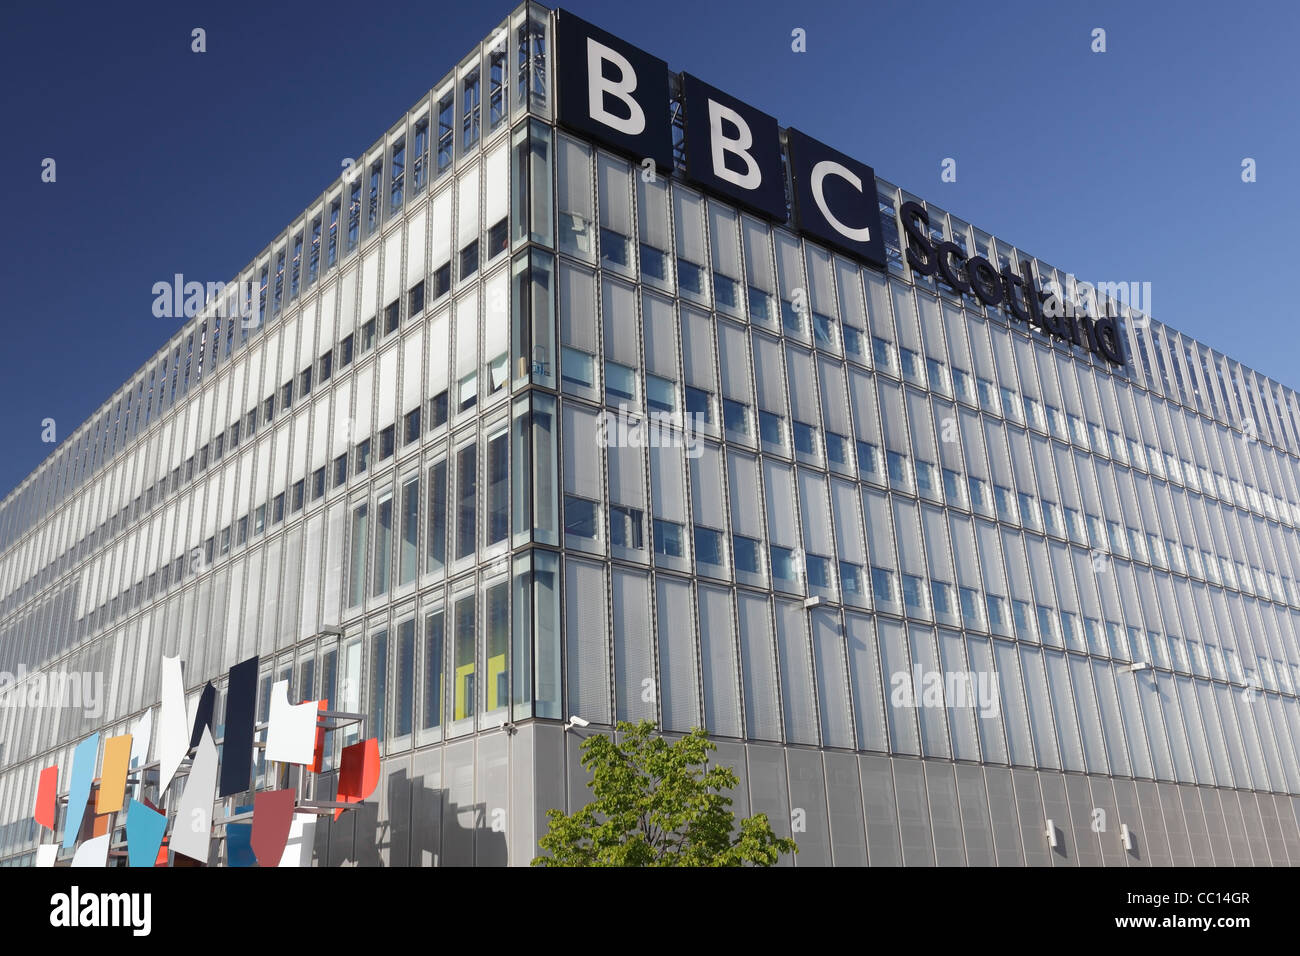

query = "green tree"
[[532, 720, 797, 867]]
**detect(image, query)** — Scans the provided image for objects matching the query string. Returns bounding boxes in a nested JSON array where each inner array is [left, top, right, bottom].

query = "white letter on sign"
[[708, 100, 761, 190], [587, 38, 645, 136], [811, 161, 872, 243]]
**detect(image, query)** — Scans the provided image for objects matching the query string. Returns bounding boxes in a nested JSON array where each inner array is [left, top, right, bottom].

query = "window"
[[339, 335, 354, 368], [561, 347, 595, 391], [611, 505, 644, 550], [826, 432, 851, 469], [348, 502, 369, 607], [486, 430, 509, 547], [986, 595, 1009, 635], [488, 218, 509, 260], [428, 391, 449, 430], [361, 319, 376, 354], [455, 444, 477, 560], [404, 407, 422, 445], [959, 587, 982, 628], [1040, 500, 1062, 536], [356, 439, 372, 474], [564, 495, 599, 540], [263, 396, 275, 425], [605, 361, 637, 405], [952, 368, 975, 403], [255, 505, 266, 536], [334, 453, 348, 488], [427, 460, 447, 573], [871, 567, 897, 606], [899, 348, 924, 384], [677, 258, 705, 296], [757, 409, 788, 450], [840, 562, 864, 599], [915, 460, 938, 499], [858, 441, 882, 480], [432, 263, 452, 299], [1018, 492, 1037, 528], [886, 450, 911, 491], [373, 496, 393, 596], [793, 420, 819, 458], [994, 485, 1017, 522], [460, 240, 479, 280], [872, 336, 895, 373], [462, 67, 481, 150], [220, 526, 231, 555], [748, 286, 774, 324], [641, 244, 668, 281], [384, 299, 400, 335], [409, 281, 425, 317], [312, 467, 326, 501], [723, 399, 750, 438], [717, 274, 741, 312], [1060, 612, 1083, 651], [842, 326, 864, 359], [926, 357, 950, 395], [1036, 606, 1058, 646], [601, 227, 630, 268], [805, 554, 832, 589], [1011, 599, 1034, 639], [379, 425, 396, 461], [902, 574, 926, 614], [291, 480, 305, 514], [733, 535, 762, 574], [694, 526, 725, 567], [942, 468, 964, 506], [647, 375, 676, 413], [655, 519, 686, 558], [685, 386, 713, 426], [976, 378, 999, 413], [931, 580, 954, 617], [458, 371, 478, 412], [770, 545, 797, 584], [237, 516, 248, 545]]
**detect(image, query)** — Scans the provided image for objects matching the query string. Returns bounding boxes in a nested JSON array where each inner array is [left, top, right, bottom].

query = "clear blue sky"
[[1, 0, 1296, 498]]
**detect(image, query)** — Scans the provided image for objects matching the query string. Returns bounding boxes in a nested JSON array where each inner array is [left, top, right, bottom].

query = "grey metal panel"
[[1218, 789, 1254, 865], [787, 748, 832, 866], [442, 738, 475, 866], [1135, 781, 1172, 866], [1063, 773, 1102, 866], [747, 744, 794, 867], [1158, 783, 1194, 866], [923, 761, 966, 866], [350, 796, 382, 867], [509, 724, 536, 868], [1268, 793, 1300, 866], [1198, 787, 1234, 866], [824, 751, 867, 866], [1038, 773, 1075, 866], [476, 731, 509, 866], [566, 728, 604, 813], [1111, 778, 1147, 866], [1253, 791, 1288, 866], [533, 723, 566, 864], [1012, 769, 1050, 867], [312, 770, 334, 867], [410, 746, 443, 866], [1178, 785, 1214, 867], [954, 764, 995, 866], [1237, 790, 1275, 866], [984, 767, 1025, 866], [1087, 776, 1128, 867], [385, 754, 413, 867], [892, 757, 935, 867], [859, 754, 902, 866], [328, 789, 356, 866], [710, 740, 751, 822]]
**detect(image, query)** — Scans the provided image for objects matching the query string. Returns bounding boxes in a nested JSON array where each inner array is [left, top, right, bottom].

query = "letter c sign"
[[787, 128, 886, 269]]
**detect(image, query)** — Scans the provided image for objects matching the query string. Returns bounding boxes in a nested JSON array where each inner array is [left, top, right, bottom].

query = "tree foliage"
[[532, 720, 798, 867]]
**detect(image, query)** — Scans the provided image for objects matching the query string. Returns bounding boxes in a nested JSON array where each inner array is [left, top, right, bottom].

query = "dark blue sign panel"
[[555, 9, 674, 174], [220, 655, 259, 797], [787, 128, 887, 269], [681, 73, 787, 221]]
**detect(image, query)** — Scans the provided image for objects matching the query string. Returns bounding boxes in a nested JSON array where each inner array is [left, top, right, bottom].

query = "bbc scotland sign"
[[553, 9, 1126, 367]]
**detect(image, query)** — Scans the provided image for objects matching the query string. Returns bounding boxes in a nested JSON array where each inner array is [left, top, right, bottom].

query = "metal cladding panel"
[[219, 655, 259, 797]]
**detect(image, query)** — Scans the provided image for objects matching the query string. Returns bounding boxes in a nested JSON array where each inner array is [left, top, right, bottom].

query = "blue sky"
[[1, 0, 1296, 498]]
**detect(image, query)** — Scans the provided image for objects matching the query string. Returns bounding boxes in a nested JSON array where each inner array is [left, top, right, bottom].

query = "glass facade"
[[2, 3, 1300, 866]]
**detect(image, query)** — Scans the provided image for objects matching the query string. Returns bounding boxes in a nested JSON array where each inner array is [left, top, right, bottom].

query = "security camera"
[[564, 715, 590, 732]]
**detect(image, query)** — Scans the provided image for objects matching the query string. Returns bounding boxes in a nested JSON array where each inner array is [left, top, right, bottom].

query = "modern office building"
[[3, 3, 1300, 867]]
